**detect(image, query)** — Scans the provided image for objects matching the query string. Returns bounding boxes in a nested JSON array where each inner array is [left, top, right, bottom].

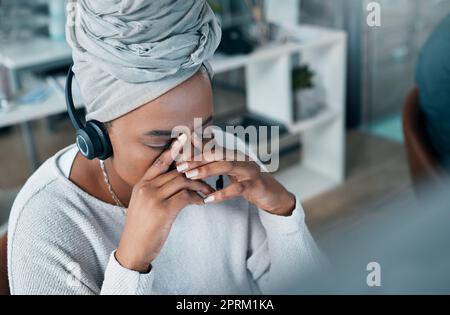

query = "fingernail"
[[197, 191, 207, 198], [176, 163, 189, 172], [185, 169, 199, 179], [204, 195, 215, 203]]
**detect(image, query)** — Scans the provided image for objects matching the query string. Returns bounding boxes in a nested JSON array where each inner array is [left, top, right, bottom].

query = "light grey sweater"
[[7, 144, 322, 295]]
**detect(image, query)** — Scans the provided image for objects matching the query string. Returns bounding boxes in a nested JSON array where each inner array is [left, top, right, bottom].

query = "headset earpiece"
[[75, 125, 98, 160], [66, 66, 113, 160], [87, 120, 113, 160]]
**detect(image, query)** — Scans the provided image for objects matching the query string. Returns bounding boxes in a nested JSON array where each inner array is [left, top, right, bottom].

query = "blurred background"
[[1, 0, 450, 292]]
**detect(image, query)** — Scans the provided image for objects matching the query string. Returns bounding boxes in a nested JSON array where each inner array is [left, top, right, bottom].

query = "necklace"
[[99, 160, 126, 213]]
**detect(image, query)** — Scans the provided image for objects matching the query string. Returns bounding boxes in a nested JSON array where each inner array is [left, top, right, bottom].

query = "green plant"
[[292, 65, 314, 90]]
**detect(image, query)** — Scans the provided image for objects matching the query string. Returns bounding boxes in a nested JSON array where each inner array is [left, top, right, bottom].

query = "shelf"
[[0, 83, 83, 128], [275, 163, 339, 201], [0, 37, 72, 71], [209, 25, 345, 75], [210, 41, 298, 74], [0, 25, 343, 74], [288, 108, 339, 134]]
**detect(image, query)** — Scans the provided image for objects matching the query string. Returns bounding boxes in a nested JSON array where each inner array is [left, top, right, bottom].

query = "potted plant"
[[292, 64, 325, 120]]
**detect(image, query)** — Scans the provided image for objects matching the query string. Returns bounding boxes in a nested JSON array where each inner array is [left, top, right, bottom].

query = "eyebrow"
[[143, 116, 213, 137]]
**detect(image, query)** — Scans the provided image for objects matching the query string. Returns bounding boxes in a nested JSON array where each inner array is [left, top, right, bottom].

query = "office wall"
[[301, 0, 450, 128]]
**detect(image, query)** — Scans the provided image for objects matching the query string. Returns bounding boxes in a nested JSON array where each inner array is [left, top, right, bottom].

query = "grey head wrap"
[[66, 0, 221, 122]]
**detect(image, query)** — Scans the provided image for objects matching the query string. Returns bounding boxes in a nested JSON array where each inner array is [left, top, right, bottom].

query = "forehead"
[[117, 71, 213, 131]]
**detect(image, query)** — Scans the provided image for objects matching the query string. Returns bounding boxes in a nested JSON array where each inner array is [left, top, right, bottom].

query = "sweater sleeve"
[[100, 251, 155, 295], [246, 196, 325, 294], [8, 194, 155, 295]]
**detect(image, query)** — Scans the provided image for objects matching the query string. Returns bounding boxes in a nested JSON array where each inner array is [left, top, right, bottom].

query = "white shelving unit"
[[258, 0, 346, 200], [213, 25, 347, 201], [0, 24, 346, 201]]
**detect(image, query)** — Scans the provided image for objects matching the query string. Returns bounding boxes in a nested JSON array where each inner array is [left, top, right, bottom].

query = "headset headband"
[[65, 66, 83, 130]]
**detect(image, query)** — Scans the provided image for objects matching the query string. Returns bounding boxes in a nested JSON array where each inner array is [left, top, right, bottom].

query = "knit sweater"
[[7, 143, 322, 295]]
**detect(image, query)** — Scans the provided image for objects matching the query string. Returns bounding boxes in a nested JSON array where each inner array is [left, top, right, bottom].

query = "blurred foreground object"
[[292, 181, 450, 294], [402, 88, 449, 195]]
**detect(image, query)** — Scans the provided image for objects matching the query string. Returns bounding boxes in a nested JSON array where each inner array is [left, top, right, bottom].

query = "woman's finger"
[[141, 134, 187, 181], [183, 160, 260, 180], [159, 175, 215, 199], [203, 181, 249, 204], [152, 170, 181, 186], [166, 189, 204, 211], [176, 147, 251, 172]]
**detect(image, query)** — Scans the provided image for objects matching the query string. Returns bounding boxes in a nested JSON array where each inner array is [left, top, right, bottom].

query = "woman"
[[7, 0, 322, 294]]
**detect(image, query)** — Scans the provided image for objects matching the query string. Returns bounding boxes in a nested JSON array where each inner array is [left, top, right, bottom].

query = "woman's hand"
[[116, 134, 214, 273], [176, 146, 296, 217]]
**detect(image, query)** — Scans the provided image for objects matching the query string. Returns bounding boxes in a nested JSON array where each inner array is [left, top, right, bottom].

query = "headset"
[[65, 66, 224, 189], [65, 66, 113, 160]]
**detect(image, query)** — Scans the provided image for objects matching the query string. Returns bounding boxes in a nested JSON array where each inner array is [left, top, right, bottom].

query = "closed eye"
[[144, 141, 173, 150]]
